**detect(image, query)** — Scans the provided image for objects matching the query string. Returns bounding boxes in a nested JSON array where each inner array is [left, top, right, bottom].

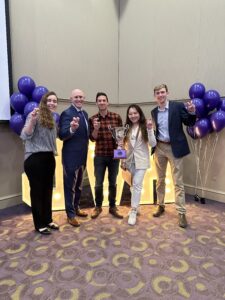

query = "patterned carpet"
[[0, 196, 225, 300]]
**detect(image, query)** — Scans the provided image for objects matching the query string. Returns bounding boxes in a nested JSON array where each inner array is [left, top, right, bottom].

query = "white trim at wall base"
[[0, 193, 22, 209], [185, 185, 225, 204]]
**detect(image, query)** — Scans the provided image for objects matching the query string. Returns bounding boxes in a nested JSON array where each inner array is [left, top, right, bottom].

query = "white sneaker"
[[128, 209, 137, 225]]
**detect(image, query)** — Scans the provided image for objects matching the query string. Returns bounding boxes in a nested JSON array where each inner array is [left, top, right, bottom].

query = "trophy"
[[108, 124, 129, 159]]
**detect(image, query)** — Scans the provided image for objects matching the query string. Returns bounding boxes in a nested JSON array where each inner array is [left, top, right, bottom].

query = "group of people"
[[20, 84, 196, 234]]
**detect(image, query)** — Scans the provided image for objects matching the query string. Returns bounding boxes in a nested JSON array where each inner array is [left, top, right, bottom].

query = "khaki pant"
[[154, 142, 186, 214]]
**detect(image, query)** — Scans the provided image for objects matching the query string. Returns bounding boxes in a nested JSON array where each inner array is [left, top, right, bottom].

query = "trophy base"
[[114, 149, 126, 159]]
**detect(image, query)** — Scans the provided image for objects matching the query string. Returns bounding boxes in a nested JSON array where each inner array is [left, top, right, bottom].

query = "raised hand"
[[70, 117, 80, 132], [146, 119, 153, 130], [30, 108, 39, 123], [93, 118, 100, 130], [186, 101, 196, 113]]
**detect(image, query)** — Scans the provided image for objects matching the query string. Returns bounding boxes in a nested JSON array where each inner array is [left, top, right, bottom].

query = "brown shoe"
[[153, 205, 165, 217], [67, 217, 80, 227], [178, 214, 188, 228], [75, 209, 88, 217], [91, 207, 102, 219], [109, 207, 123, 219]]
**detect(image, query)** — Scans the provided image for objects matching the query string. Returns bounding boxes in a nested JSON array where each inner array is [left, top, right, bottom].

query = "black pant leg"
[[24, 152, 55, 230], [24, 154, 45, 230], [42, 154, 55, 225]]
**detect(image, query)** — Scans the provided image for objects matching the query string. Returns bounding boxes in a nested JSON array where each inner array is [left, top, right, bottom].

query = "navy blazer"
[[151, 101, 196, 158], [58, 105, 89, 170]]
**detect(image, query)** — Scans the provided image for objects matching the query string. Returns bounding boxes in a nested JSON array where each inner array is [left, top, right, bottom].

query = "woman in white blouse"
[[121, 104, 156, 225]]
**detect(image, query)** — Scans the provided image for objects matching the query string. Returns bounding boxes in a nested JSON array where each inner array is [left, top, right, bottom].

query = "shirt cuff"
[[70, 127, 76, 134]]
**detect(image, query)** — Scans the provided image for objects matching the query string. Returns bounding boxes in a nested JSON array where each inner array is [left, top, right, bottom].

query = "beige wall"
[[9, 0, 119, 102], [119, 0, 225, 103], [1, 0, 225, 209], [9, 0, 225, 102], [184, 132, 225, 203], [0, 123, 24, 208]]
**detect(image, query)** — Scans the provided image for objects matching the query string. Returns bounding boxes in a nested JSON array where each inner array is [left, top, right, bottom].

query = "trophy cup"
[[108, 124, 129, 159]]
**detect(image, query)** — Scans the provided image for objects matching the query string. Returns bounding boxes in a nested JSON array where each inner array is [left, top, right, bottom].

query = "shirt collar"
[[98, 110, 110, 119], [158, 100, 169, 112], [72, 104, 83, 112]]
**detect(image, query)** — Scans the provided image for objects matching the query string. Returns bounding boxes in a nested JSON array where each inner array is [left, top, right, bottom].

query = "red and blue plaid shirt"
[[89, 111, 122, 156]]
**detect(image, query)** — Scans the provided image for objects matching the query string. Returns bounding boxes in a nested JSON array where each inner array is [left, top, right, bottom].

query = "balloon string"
[[190, 132, 219, 198], [190, 138, 201, 195], [196, 139, 204, 196], [202, 134, 210, 171], [203, 132, 219, 190], [199, 134, 212, 197]]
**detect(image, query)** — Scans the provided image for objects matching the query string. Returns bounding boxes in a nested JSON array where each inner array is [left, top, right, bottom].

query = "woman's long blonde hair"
[[38, 91, 58, 129]]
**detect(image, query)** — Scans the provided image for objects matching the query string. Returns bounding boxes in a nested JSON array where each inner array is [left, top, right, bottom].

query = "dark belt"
[[157, 140, 171, 145]]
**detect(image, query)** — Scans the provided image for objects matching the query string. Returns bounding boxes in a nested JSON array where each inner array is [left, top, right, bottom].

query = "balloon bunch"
[[187, 82, 225, 203], [9, 76, 59, 135], [187, 82, 225, 139]]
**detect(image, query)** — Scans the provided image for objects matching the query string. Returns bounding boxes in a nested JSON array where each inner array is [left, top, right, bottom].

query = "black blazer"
[[151, 101, 196, 158], [58, 105, 89, 170]]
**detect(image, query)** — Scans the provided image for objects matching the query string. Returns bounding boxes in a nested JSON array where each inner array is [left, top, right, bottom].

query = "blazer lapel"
[[71, 105, 78, 117], [152, 108, 158, 134], [168, 101, 173, 127]]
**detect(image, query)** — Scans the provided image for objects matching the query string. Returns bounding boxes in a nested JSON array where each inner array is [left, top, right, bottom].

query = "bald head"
[[70, 89, 85, 109]]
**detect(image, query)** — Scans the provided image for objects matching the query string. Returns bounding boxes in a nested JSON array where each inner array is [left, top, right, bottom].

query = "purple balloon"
[[203, 90, 220, 111], [191, 98, 206, 118], [186, 126, 198, 139], [217, 97, 225, 112], [194, 118, 212, 138], [210, 110, 225, 132], [24, 101, 39, 117], [189, 82, 205, 99], [9, 113, 25, 135], [32, 86, 49, 103], [10, 92, 29, 114], [18, 76, 36, 97], [52, 112, 60, 125]]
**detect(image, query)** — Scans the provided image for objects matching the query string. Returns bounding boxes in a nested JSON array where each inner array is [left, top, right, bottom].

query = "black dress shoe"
[[109, 206, 123, 219], [91, 207, 102, 219], [38, 228, 51, 235], [47, 222, 59, 230], [153, 205, 165, 217]]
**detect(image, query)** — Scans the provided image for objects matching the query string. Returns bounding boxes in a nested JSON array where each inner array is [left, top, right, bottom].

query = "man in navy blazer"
[[59, 89, 89, 227], [151, 84, 196, 228]]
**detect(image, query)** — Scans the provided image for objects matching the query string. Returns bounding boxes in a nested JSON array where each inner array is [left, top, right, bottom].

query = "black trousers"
[[24, 152, 55, 230]]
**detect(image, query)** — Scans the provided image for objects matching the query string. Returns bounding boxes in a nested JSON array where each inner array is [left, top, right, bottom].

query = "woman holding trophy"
[[121, 104, 157, 225]]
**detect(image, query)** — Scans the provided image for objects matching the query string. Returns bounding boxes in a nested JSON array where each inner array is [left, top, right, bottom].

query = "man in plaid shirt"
[[89, 92, 124, 219]]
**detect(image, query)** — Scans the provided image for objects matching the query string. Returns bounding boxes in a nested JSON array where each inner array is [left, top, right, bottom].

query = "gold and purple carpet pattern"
[[0, 198, 225, 299]]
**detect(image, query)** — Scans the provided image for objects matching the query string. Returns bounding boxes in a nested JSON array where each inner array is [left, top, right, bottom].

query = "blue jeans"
[[94, 156, 119, 207]]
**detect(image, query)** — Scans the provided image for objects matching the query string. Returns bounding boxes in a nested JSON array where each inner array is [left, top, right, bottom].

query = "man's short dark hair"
[[96, 92, 108, 102]]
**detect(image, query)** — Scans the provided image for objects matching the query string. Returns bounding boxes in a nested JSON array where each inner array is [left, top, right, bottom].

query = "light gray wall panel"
[[119, 0, 225, 103], [9, 0, 119, 102]]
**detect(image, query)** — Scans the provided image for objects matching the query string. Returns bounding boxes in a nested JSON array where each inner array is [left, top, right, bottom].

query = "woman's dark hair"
[[124, 104, 148, 143]]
